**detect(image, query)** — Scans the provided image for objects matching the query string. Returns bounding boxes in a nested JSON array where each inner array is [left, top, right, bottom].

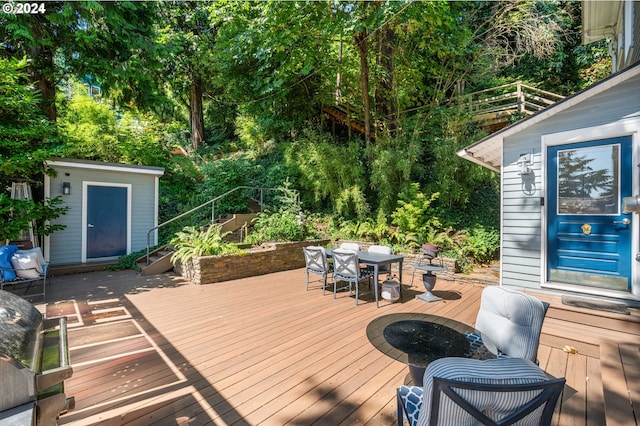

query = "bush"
[[245, 184, 318, 244], [170, 225, 241, 264], [450, 226, 500, 273]]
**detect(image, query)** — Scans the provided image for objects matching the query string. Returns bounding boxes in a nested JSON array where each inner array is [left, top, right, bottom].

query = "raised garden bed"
[[175, 239, 330, 285]]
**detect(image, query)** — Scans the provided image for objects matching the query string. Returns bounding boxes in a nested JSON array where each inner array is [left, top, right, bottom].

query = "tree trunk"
[[375, 25, 396, 133], [355, 32, 371, 145], [190, 78, 205, 150], [28, 19, 57, 121]]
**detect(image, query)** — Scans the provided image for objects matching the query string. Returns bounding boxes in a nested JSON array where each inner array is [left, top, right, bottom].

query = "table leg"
[[398, 259, 403, 298], [374, 264, 379, 308]]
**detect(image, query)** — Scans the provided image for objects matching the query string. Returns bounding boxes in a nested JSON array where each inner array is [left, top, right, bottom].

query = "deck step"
[[136, 246, 175, 276]]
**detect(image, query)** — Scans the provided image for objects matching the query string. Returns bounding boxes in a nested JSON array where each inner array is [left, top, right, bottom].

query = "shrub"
[[450, 226, 500, 273], [170, 225, 241, 265], [245, 183, 318, 244]]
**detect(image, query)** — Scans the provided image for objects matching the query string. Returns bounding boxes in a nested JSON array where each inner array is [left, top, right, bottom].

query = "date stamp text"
[[2, 2, 46, 14]]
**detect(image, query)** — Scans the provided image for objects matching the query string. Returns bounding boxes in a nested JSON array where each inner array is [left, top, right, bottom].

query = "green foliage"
[[107, 248, 148, 271], [391, 183, 441, 244], [245, 184, 318, 244], [449, 226, 500, 273], [420, 106, 496, 208], [338, 210, 390, 244], [170, 225, 241, 265], [0, 58, 68, 241], [368, 135, 422, 215], [196, 154, 255, 219], [59, 86, 171, 167], [0, 58, 64, 181], [285, 126, 369, 218], [0, 195, 69, 242]]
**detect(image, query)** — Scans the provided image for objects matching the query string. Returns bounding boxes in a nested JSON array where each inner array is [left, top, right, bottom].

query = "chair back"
[[368, 245, 392, 255], [303, 246, 329, 273], [475, 286, 546, 362], [422, 358, 565, 426], [332, 249, 360, 280], [339, 242, 362, 252]]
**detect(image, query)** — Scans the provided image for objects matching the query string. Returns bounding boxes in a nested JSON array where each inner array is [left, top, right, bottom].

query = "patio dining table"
[[325, 248, 404, 307]]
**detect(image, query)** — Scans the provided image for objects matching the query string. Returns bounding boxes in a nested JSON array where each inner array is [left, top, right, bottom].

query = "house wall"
[[501, 74, 640, 290], [46, 161, 163, 265]]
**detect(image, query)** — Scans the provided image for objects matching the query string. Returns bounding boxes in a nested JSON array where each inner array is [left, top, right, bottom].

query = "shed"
[[43, 158, 164, 266], [458, 62, 640, 303]]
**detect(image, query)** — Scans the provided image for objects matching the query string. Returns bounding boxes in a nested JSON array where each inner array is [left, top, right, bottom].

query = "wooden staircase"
[[137, 245, 174, 276], [138, 213, 259, 275], [323, 104, 374, 139]]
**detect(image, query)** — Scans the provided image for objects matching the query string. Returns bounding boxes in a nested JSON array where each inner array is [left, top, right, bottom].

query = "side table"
[[412, 263, 447, 302]]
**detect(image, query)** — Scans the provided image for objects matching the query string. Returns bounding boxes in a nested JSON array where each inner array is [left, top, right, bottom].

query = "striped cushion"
[[417, 358, 550, 426], [475, 286, 546, 361]]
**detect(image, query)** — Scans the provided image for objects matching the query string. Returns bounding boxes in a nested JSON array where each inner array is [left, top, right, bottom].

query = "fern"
[[170, 225, 240, 265]]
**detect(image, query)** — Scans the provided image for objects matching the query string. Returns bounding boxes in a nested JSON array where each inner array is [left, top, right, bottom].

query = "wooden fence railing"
[[458, 82, 565, 131]]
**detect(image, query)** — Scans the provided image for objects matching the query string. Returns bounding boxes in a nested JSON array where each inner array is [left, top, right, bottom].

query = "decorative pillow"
[[11, 250, 42, 279], [0, 245, 19, 281]]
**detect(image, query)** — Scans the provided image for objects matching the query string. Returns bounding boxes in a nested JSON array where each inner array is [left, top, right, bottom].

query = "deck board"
[[41, 268, 640, 425]]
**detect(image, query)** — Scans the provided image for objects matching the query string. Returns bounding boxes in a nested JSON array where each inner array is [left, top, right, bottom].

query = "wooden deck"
[[39, 268, 640, 425]]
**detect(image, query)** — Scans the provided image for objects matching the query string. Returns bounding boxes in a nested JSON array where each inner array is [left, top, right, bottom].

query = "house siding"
[[47, 161, 162, 265], [501, 73, 640, 289]]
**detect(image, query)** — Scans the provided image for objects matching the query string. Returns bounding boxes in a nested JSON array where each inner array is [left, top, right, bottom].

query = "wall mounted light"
[[517, 152, 533, 175], [62, 182, 71, 195]]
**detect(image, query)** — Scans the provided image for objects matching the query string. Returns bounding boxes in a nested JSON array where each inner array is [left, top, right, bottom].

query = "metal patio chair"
[[464, 286, 548, 363], [332, 248, 374, 306], [397, 357, 565, 426], [303, 246, 332, 294]]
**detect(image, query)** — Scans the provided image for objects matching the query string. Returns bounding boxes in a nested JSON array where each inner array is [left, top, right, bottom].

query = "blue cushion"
[[398, 385, 423, 426], [0, 245, 19, 281]]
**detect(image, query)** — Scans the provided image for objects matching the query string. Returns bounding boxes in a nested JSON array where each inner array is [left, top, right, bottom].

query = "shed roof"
[[457, 62, 640, 172], [46, 158, 165, 176]]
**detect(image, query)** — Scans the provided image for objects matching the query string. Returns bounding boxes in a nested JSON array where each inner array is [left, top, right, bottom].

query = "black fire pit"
[[383, 320, 469, 386]]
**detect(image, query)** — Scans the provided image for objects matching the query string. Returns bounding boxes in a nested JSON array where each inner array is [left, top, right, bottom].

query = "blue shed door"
[[547, 136, 632, 291], [87, 185, 127, 259]]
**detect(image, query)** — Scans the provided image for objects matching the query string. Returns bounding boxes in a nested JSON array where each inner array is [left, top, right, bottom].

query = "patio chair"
[[303, 246, 332, 294], [332, 248, 374, 306], [367, 244, 393, 279], [339, 242, 362, 252], [396, 357, 565, 426], [464, 286, 548, 363]]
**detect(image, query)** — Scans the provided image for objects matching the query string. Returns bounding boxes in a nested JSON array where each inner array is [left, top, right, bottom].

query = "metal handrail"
[[145, 186, 284, 265]]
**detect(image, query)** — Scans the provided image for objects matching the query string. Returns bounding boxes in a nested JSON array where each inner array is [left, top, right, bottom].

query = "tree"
[[157, 1, 221, 150], [0, 57, 67, 241], [1, 1, 162, 121]]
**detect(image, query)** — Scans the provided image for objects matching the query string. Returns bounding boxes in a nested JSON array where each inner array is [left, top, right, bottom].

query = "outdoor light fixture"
[[517, 152, 533, 175], [62, 182, 71, 195]]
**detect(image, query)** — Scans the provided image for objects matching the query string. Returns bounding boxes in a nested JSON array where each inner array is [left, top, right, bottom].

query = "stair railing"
[[145, 186, 285, 265]]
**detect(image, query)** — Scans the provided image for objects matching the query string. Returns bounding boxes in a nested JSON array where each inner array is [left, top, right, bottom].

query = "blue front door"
[[547, 136, 633, 291], [87, 185, 128, 259]]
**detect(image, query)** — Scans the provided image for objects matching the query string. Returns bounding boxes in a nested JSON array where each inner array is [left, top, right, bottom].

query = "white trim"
[[82, 181, 132, 263], [624, 0, 633, 61], [47, 160, 164, 176], [541, 117, 640, 298], [43, 175, 51, 262], [154, 176, 160, 245]]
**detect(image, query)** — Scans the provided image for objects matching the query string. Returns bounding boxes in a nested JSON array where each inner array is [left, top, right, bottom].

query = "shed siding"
[[49, 165, 160, 265], [501, 74, 640, 289]]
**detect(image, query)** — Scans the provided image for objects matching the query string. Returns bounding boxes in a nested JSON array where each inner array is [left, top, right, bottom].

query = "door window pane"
[[557, 145, 619, 214]]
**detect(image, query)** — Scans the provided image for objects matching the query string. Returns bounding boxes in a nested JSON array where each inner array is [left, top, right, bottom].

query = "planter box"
[[176, 239, 330, 285]]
